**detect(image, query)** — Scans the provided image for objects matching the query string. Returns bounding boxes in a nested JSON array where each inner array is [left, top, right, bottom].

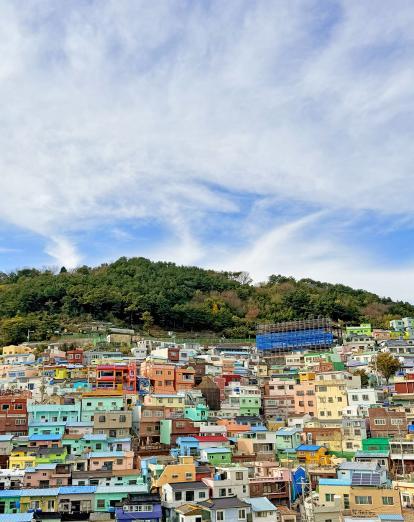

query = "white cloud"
[[1, 1, 414, 297]]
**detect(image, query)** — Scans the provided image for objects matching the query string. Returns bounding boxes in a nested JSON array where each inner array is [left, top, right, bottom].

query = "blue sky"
[[1, 0, 414, 301]]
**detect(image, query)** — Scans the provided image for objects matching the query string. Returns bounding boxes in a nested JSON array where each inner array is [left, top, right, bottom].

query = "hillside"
[[0, 257, 413, 345]]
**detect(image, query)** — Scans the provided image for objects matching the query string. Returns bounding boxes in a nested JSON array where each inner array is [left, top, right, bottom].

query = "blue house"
[[115, 493, 161, 522]]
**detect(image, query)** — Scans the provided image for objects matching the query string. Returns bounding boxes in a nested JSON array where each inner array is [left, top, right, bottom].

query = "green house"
[[362, 437, 389, 452], [200, 447, 232, 465], [36, 446, 67, 465], [240, 397, 261, 416], [276, 428, 302, 452], [81, 396, 125, 422], [28, 403, 81, 423], [28, 422, 66, 437], [94, 485, 148, 511], [184, 404, 209, 422]]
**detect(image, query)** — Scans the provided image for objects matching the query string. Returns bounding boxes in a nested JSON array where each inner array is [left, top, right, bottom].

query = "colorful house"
[[200, 447, 232, 465], [295, 445, 331, 466]]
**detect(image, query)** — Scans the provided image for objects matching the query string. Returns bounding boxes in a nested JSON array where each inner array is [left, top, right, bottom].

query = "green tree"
[[373, 352, 402, 384], [141, 311, 154, 334], [353, 369, 369, 388]]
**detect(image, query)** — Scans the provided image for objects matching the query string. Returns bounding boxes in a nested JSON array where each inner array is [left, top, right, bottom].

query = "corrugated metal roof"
[[28, 434, 62, 441], [319, 478, 351, 486], [87, 451, 124, 458], [296, 444, 322, 451], [58, 486, 97, 495], [244, 497, 277, 512], [0, 514, 33, 522]]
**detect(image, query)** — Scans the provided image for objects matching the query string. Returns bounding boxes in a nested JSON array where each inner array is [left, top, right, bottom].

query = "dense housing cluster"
[[0, 319, 414, 522]]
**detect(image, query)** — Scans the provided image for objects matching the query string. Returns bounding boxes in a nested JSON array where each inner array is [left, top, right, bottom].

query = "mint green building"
[[94, 485, 148, 511], [184, 404, 209, 422], [28, 403, 81, 423], [81, 396, 125, 422], [240, 396, 261, 416]]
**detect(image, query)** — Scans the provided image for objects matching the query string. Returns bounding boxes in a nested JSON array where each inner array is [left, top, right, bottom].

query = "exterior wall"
[[152, 458, 196, 488], [368, 408, 407, 438], [0, 394, 29, 435], [294, 380, 316, 416]]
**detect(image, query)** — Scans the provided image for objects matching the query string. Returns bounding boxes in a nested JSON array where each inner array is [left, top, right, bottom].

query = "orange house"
[[140, 361, 176, 394]]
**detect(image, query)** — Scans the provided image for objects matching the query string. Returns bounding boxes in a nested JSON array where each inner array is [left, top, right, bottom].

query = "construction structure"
[[256, 318, 340, 356]]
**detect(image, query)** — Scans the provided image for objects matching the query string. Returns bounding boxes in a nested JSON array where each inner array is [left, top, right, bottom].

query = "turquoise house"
[[28, 403, 81, 423], [276, 428, 302, 452], [81, 396, 125, 422], [28, 422, 66, 437], [94, 485, 148, 511], [184, 404, 209, 422]]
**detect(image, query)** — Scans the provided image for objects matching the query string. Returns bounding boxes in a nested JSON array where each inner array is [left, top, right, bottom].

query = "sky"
[[1, 1, 414, 301]]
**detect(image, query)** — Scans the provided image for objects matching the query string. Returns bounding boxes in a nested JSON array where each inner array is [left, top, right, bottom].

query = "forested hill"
[[0, 256, 413, 345]]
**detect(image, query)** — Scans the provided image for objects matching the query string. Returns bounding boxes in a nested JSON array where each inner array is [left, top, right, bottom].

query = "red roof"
[[194, 436, 228, 443]]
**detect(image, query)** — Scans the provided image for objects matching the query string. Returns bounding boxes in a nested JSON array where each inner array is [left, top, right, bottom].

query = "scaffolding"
[[256, 318, 340, 354]]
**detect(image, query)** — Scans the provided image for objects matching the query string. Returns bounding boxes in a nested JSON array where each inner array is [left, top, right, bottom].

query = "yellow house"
[[20, 492, 57, 512], [2, 345, 33, 356], [299, 371, 316, 382], [150, 456, 196, 489], [9, 448, 36, 469], [54, 367, 68, 380], [319, 479, 402, 516], [393, 480, 414, 508], [143, 394, 185, 409], [295, 445, 331, 466], [315, 372, 355, 421]]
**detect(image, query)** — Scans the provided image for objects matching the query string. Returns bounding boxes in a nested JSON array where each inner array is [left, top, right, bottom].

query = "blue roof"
[[88, 451, 124, 458], [244, 497, 277, 512], [0, 514, 33, 522], [0, 488, 60, 498], [0, 435, 13, 441], [59, 486, 97, 495], [276, 428, 301, 436], [28, 434, 62, 441], [378, 517, 404, 521], [29, 421, 66, 427], [296, 444, 322, 452], [203, 447, 231, 454], [251, 426, 267, 432], [319, 478, 351, 486]]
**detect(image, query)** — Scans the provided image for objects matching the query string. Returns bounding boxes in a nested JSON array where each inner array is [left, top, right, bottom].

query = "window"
[[219, 488, 226, 497], [355, 496, 372, 505], [185, 472, 193, 479], [119, 415, 126, 423], [391, 418, 404, 425], [217, 511, 224, 521], [99, 416, 106, 422], [362, 395, 369, 401], [236, 471, 244, 480], [352, 395, 358, 401], [14, 404, 23, 410], [325, 494, 335, 502], [97, 499, 106, 509], [374, 419, 386, 425], [238, 509, 246, 520], [382, 497, 394, 505], [199, 491, 206, 499], [48, 500, 55, 510], [175, 492, 182, 501]]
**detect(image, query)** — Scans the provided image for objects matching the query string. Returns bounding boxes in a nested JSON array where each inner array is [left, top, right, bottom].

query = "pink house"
[[87, 450, 134, 471], [24, 463, 71, 488], [293, 379, 317, 417]]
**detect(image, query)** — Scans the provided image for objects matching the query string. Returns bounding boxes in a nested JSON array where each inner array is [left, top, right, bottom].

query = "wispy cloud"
[[1, 1, 414, 297]]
